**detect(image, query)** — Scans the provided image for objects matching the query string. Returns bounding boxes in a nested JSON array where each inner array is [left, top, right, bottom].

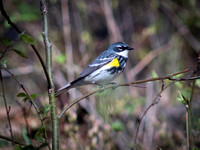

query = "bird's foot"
[[92, 81, 105, 93], [107, 82, 118, 89]]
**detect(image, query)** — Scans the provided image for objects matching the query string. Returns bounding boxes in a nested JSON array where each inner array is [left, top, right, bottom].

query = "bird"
[[55, 42, 134, 97]]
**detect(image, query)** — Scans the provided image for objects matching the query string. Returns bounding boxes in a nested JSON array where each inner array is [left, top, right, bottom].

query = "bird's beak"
[[127, 47, 134, 50]]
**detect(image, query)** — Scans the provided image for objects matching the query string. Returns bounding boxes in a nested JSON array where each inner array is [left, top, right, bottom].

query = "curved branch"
[[134, 82, 174, 145], [58, 68, 193, 119], [0, 0, 50, 86]]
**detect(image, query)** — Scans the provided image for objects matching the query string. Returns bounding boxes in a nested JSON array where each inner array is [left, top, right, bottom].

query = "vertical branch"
[[0, 69, 14, 145], [61, 0, 75, 97], [99, 0, 122, 42], [40, 1, 59, 150], [72, 0, 86, 55], [185, 105, 189, 150]]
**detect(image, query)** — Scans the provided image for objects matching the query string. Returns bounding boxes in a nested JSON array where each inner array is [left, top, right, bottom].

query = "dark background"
[[0, 0, 200, 149]]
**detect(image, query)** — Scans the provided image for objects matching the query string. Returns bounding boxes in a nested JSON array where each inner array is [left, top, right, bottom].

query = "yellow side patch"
[[107, 58, 120, 67]]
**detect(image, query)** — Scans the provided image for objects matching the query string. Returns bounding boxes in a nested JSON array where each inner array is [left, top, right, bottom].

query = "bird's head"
[[108, 42, 134, 57]]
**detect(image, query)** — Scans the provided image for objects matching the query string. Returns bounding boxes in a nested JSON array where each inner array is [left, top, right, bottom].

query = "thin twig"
[[0, 1, 51, 148], [16, 101, 30, 136], [1, 65, 49, 147], [58, 89, 100, 119], [100, 0, 122, 42], [0, 0, 21, 33], [0, 0, 50, 85], [133, 65, 199, 146], [0, 68, 14, 145], [40, 1, 58, 150], [160, 1, 200, 53], [129, 40, 173, 78], [134, 82, 175, 145], [58, 68, 192, 119], [0, 46, 11, 60], [0, 134, 25, 145], [186, 105, 189, 150]]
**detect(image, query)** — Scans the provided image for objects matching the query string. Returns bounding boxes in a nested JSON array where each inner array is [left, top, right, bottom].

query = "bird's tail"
[[55, 83, 72, 97]]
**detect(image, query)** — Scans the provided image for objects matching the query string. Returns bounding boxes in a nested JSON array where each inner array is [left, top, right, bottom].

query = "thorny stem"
[[40, 0, 58, 150]]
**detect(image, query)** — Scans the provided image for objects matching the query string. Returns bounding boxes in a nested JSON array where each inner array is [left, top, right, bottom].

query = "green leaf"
[[111, 120, 124, 132], [22, 97, 29, 102], [17, 92, 29, 102], [30, 93, 38, 99], [177, 91, 187, 105], [22, 126, 30, 145], [17, 92, 27, 97], [1, 60, 7, 68], [55, 54, 66, 64], [12, 49, 28, 58], [2, 37, 13, 46], [35, 126, 45, 142], [20, 34, 36, 44]]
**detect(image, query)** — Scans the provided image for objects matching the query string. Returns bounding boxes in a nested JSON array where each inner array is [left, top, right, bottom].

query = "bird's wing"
[[73, 51, 116, 81]]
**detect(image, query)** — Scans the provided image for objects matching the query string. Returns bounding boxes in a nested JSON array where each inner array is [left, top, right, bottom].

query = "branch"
[[134, 82, 175, 145], [99, 0, 122, 42], [0, 46, 11, 60], [0, 0, 50, 86], [1, 65, 49, 147], [58, 68, 194, 119], [40, 1, 58, 150], [160, 1, 200, 53], [129, 40, 173, 78], [0, 0, 21, 33], [0, 68, 14, 144], [0, 134, 25, 145]]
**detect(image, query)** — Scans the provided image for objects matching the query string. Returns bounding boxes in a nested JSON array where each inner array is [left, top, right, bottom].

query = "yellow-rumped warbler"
[[55, 42, 134, 97]]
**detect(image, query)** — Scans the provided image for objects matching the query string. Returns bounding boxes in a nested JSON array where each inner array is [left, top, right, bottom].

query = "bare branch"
[[58, 68, 194, 119], [160, 2, 200, 53], [1, 65, 49, 147], [0, 134, 26, 145], [0, 0, 51, 87], [134, 82, 174, 145], [0, 68, 14, 144]]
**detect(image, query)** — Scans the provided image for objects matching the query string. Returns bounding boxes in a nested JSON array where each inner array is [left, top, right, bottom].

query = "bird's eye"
[[119, 46, 127, 50], [118, 46, 124, 50], [114, 46, 127, 52]]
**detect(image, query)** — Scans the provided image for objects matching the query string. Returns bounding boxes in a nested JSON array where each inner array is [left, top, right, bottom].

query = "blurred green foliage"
[[111, 120, 124, 131], [55, 54, 66, 64]]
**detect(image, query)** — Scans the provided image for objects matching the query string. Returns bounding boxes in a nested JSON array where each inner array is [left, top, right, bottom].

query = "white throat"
[[116, 50, 129, 58]]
